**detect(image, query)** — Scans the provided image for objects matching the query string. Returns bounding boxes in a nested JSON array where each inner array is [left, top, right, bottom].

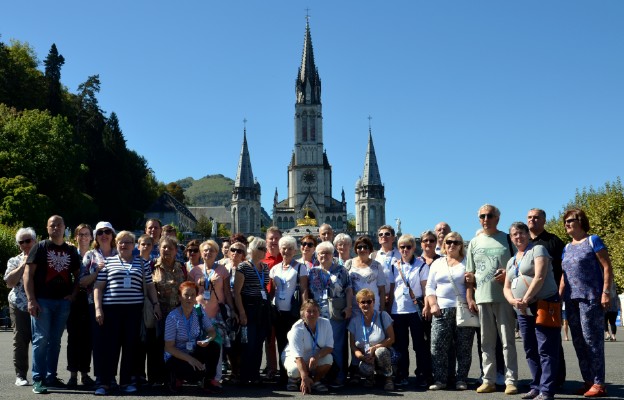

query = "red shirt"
[[262, 252, 283, 294]]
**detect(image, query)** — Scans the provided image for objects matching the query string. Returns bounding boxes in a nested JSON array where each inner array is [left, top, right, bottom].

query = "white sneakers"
[[15, 377, 29, 386]]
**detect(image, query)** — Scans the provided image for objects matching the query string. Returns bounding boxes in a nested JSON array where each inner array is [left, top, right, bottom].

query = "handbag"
[[141, 260, 156, 329], [289, 263, 303, 318], [446, 258, 480, 328], [328, 296, 347, 320], [535, 299, 561, 327]]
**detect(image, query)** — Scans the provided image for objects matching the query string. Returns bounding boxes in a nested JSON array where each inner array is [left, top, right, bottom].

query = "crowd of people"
[[3, 204, 618, 399]]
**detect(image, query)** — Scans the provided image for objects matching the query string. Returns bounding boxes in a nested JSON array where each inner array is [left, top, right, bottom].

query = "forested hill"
[[176, 174, 234, 207]]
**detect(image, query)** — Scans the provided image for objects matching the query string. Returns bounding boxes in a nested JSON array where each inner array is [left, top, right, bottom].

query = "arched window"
[[240, 207, 248, 234]]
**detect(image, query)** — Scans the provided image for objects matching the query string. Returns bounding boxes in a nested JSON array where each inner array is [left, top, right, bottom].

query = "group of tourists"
[[3, 204, 616, 399]]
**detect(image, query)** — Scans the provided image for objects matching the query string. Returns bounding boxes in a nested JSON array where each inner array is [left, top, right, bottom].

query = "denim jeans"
[[31, 298, 71, 382]]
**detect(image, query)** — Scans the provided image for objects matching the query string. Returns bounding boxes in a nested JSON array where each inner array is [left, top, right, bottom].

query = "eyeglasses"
[[446, 240, 463, 246], [359, 300, 373, 305], [399, 245, 412, 250], [257, 247, 267, 252], [479, 213, 495, 220], [301, 242, 315, 248], [187, 249, 199, 254], [421, 239, 436, 244], [565, 218, 578, 224], [230, 248, 245, 254], [97, 229, 113, 236], [18, 238, 33, 245], [118, 241, 134, 246], [77, 233, 91, 238], [378, 232, 392, 237], [356, 245, 369, 251]]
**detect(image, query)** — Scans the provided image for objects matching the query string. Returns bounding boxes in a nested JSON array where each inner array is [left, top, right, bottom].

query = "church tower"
[[273, 18, 347, 231], [355, 128, 386, 236], [231, 128, 261, 236]]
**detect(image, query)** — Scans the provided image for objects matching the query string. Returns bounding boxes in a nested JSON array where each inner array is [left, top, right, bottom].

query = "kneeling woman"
[[282, 300, 334, 394], [164, 281, 221, 393]]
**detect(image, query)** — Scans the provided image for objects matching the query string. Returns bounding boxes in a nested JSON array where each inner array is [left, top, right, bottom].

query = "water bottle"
[[241, 326, 248, 343]]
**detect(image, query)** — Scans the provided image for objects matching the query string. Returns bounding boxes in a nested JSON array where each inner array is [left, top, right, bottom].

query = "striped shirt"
[[236, 261, 269, 298], [164, 306, 213, 361], [97, 255, 152, 305]]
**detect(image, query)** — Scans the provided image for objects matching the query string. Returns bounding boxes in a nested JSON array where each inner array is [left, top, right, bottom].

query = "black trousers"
[[165, 341, 220, 383], [66, 291, 92, 373]]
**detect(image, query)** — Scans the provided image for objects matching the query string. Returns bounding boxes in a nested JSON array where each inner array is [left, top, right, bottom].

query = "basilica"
[[230, 20, 387, 238]]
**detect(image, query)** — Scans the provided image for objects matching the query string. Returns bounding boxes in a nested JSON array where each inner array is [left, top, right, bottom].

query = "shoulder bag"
[[446, 258, 480, 328]]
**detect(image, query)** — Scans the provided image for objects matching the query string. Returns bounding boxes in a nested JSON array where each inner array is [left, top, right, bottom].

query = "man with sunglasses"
[[527, 208, 566, 388], [24, 215, 82, 394], [465, 204, 519, 395], [372, 225, 399, 313]]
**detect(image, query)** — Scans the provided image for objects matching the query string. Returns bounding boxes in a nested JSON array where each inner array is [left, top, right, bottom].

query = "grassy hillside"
[[177, 174, 234, 206]]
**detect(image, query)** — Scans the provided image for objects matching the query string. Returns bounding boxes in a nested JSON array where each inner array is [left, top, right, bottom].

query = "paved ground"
[[0, 329, 622, 399]]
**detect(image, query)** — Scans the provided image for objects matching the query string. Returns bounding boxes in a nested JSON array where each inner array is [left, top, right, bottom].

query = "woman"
[[80, 222, 117, 388], [223, 241, 247, 383], [419, 230, 441, 267], [164, 281, 220, 393], [560, 208, 614, 397], [4, 227, 36, 386], [333, 233, 352, 266], [503, 222, 560, 400], [282, 300, 334, 393], [348, 236, 386, 314], [390, 234, 431, 387], [348, 288, 395, 390], [426, 232, 476, 391], [66, 223, 98, 388], [190, 239, 236, 387], [269, 235, 309, 385], [308, 241, 352, 387], [93, 231, 161, 395], [298, 234, 318, 270], [148, 236, 187, 385], [233, 237, 271, 384], [184, 239, 202, 275]]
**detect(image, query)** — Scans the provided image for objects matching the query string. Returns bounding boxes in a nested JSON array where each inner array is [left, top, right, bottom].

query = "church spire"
[[361, 128, 382, 186], [235, 126, 255, 188], [296, 17, 321, 105]]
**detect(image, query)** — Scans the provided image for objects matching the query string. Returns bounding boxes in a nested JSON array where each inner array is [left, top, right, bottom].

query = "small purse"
[[535, 299, 561, 327]]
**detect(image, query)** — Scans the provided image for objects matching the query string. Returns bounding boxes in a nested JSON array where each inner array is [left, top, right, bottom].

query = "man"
[[25, 215, 82, 394], [261, 226, 283, 380], [465, 204, 518, 395], [135, 218, 162, 259], [319, 223, 334, 243], [218, 238, 231, 266], [434, 222, 451, 255], [527, 208, 566, 387], [372, 225, 399, 313]]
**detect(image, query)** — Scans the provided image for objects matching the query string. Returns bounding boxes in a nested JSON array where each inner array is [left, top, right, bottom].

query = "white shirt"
[[284, 318, 334, 360], [425, 257, 467, 309], [270, 261, 308, 311], [391, 257, 428, 314], [374, 248, 400, 293]]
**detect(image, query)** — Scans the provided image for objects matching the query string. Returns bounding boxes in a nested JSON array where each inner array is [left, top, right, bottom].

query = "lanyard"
[[512, 244, 533, 278], [183, 308, 193, 341], [361, 311, 377, 345], [304, 322, 320, 349], [230, 267, 236, 289], [250, 261, 265, 288], [278, 261, 293, 289], [119, 255, 132, 276], [383, 250, 396, 268], [203, 267, 215, 291], [397, 259, 414, 288]]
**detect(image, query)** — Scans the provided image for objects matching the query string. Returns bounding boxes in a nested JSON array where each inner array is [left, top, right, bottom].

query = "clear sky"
[[2, 1, 623, 240]]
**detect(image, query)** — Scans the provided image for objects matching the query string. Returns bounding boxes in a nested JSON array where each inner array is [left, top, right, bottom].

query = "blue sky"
[[2, 1, 623, 240]]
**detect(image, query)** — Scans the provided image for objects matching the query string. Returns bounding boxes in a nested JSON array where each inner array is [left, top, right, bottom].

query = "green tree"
[[0, 40, 46, 111], [194, 215, 213, 238], [0, 176, 50, 229], [0, 224, 19, 308], [545, 178, 624, 291], [43, 43, 65, 115], [165, 182, 186, 204]]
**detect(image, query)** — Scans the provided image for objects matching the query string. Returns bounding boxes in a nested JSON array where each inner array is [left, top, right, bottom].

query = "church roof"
[[147, 192, 197, 223], [296, 18, 321, 105], [235, 129, 255, 188], [361, 130, 382, 186]]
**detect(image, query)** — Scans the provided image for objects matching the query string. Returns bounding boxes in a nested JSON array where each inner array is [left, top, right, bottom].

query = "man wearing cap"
[[25, 215, 82, 394]]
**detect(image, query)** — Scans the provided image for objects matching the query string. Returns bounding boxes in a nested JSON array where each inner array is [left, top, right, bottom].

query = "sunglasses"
[[479, 213, 495, 220], [399, 245, 412, 250], [421, 239, 436, 244], [97, 229, 113, 236], [230, 248, 245, 255], [359, 300, 373, 305], [257, 247, 267, 252], [356, 245, 369, 251], [118, 241, 134, 246], [18, 238, 33, 245], [301, 242, 315, 248], [187, 249, 199, 254], [378, 232, 392, 237], [446, 240, 463, 246], [565, 218, 578, 224]]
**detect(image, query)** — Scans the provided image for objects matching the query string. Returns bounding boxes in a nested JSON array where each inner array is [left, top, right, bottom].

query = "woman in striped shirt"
[[93, 231, 161, 395], [233, 237, 270, 385]]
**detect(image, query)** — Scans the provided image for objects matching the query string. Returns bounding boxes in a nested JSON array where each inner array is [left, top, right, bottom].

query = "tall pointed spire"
[[235, 126, 254, 188], [361, 128, 382, 186], [296, 17, 321, 104]]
